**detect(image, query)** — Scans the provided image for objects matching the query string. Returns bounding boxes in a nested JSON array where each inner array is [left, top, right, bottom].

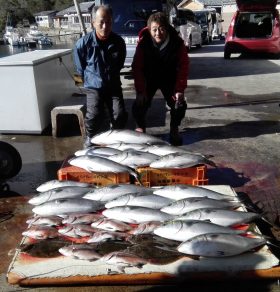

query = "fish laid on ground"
[[91, 218, 132, 232], [177, 233, 266, 257], [91, 129, 168, 146], [129, 221, 161, 235], [75, 147, 123, 157], [58, 224, 98, 238], [100, 251, 149, 273], [150, 152, 216, 169], [29, 186, 94, 205], [87, 230, 129, 243], [36, 179, 92, 192], [108, 150, 159, 168], [59, 244, 101, 261], [32, 198, 104, 216], [153, 220, 243, 242], [161, 197, 242, 215], [153, 185, 239, 201], [103, 206, 174, 224], [22, 226, 58, 240], [62, 213, 104, 225], [83, 184, 153, 202], [105, 193, 173, 210], [68, 155, 141, 183], [176, 208, 261, 227], [26, 216, 63, 227]]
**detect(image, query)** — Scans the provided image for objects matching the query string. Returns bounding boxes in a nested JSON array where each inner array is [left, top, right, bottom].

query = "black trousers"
[[85, 87, 128, 137], [132, 83, 187, 130]]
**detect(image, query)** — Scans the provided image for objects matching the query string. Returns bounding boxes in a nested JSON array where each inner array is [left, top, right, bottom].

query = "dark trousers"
[[85, 88, 128, 137], [132, 84, 187, 130]]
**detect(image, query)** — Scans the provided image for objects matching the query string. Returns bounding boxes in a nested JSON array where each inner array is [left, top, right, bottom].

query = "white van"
[[176, 8, 202, 51]]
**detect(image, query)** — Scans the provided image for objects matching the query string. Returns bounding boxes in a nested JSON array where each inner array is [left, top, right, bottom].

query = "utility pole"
[[73, 0, 87, 36]]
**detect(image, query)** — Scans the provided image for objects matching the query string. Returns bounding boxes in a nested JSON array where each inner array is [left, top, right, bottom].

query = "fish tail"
[[129, 169, 143, 186], [205, 158, 217, 168]]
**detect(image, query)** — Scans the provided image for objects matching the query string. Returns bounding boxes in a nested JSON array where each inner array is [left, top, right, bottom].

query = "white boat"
[[4, 26, 20, 46], [27, 25, 45, 41]]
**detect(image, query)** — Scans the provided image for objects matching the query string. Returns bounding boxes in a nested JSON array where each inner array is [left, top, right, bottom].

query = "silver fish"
[[32, 198, 104, 216], [62, 213, 104, 225], [36, 180, 92, 192], [153, 185, 238, 201], [105, 193, 173, 210], [108, 142, 151, 152], [22, 226, 58, 240], [83, 184, 152, 202], [100, 251, 149, 273], [153, 220, 243, 242], [26, 216, 63, 227], [59, 244, 101, 261], [91, 218, 132, 232], [58, 224, 97, 238], [144, 145, 193, 156], [29, 186, 94, 205], [75, 147, 123, 157], [87, 230, 129, 243], [161, 197, 242, 215], [176, 208, 261, 227], [150, 152, 216, 169], [177, 233, 266, 257], [91, 129, 168, 145], [103, 206, 174, 224], [68, 155, 141, 183], [129, 221, 161, 235], [108, 150, 159, 168]]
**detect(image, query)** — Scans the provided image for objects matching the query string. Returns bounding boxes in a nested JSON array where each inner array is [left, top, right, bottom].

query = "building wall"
[[180, 2, 204, 10]]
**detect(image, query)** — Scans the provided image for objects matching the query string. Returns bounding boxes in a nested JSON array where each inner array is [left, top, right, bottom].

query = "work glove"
[[173, 92, 185, 109]]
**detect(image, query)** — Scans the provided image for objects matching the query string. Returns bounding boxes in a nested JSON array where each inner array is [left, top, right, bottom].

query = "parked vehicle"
[[224, 0, 280, 59], [193, 9, 214, 44], [177, 8, 202, 51]]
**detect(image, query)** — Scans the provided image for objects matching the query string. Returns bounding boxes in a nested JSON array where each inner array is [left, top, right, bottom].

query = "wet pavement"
[[1, 39, 280, 291]]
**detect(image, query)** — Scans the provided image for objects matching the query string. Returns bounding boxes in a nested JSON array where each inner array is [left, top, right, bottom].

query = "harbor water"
[[0, 34, 79, 58]]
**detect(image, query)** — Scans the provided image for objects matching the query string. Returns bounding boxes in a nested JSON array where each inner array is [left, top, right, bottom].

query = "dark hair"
[[91, 5, 112, 21], [147, 12, 169, 29]]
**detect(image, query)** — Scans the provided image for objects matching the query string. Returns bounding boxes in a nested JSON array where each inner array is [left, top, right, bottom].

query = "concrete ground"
[[1, 39, 280, 291]]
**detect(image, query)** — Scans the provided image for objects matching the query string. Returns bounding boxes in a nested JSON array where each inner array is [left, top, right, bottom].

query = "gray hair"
[[91, 5, 112, 21]]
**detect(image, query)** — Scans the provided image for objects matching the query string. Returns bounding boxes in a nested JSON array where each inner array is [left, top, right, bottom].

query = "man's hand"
[[174, 92, 184, 102]]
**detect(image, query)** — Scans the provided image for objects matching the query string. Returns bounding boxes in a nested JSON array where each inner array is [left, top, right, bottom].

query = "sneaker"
[[83, 136, 93, 149], [169, 127, 183, 146]]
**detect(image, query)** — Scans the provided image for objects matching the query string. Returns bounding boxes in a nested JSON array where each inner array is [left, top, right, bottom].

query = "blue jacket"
[[73, 30, 126, 90]]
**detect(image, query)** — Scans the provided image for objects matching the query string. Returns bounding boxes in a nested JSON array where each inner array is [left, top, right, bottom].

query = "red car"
[[224, 0, 280, 59]]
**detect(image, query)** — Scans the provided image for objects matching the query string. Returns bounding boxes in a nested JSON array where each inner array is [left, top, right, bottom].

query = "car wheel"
[[196, 41, 202, 48], [0, 142, 22, 179], [224, 48, 231, 59]]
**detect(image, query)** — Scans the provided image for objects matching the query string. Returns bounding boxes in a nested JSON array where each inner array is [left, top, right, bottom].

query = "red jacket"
[[132, 26, 189, 95]]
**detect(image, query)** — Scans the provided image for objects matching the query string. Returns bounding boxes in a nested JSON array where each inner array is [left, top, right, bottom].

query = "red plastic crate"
[[57, 158, 131, 187], [136, 165, 208, 187]]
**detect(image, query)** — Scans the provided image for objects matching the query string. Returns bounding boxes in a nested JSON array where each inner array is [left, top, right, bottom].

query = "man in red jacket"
[[132, 12, 189, 146]]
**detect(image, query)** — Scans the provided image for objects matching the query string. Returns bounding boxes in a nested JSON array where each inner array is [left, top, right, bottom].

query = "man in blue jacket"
[[73, 5, 127, 148]]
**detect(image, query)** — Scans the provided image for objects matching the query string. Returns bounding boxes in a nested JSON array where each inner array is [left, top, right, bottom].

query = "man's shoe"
[[135, 127, 146, 133], [83, 136, 93, 149], [169, 127, 183, 146]]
